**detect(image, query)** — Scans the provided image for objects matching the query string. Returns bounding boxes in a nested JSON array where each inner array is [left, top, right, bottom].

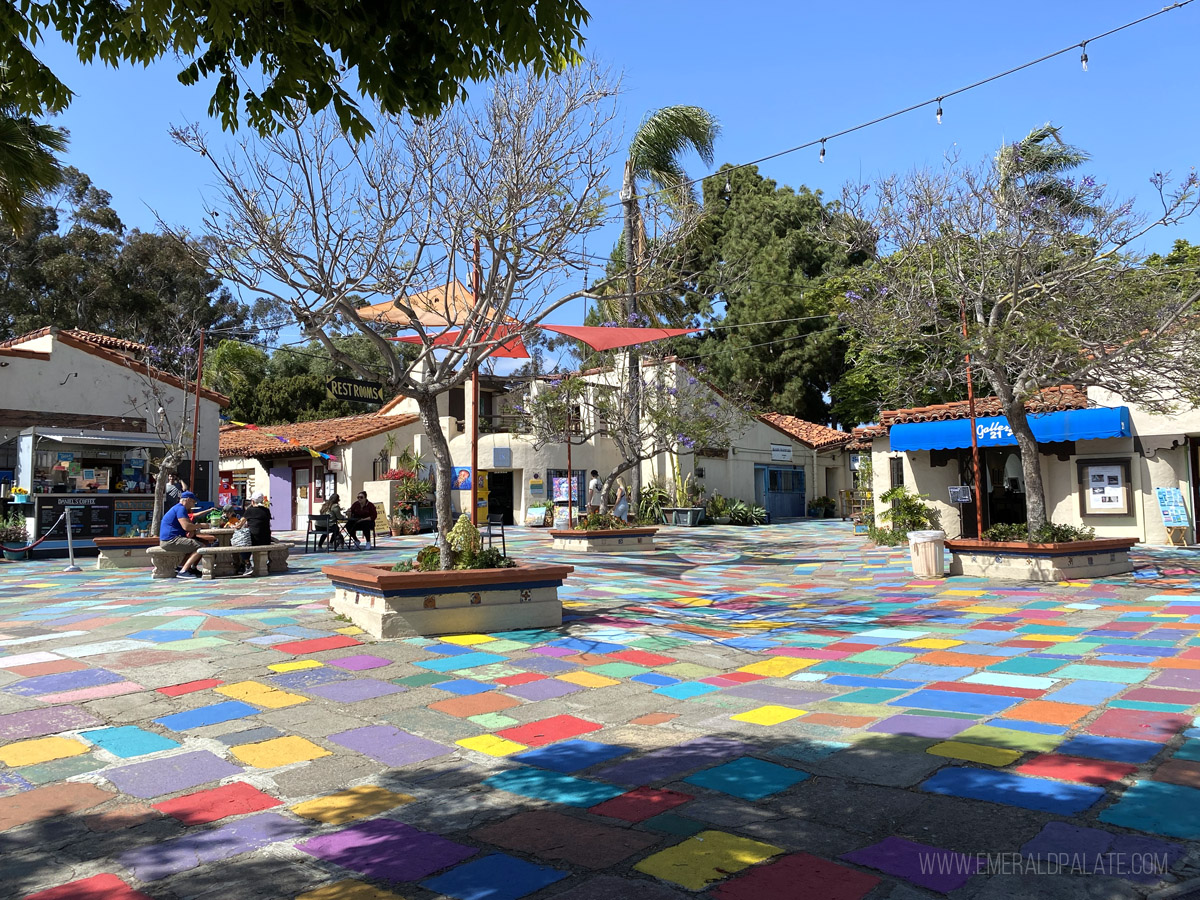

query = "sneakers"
[[175, 569, 200, 579], [363, 542, 372, 550]]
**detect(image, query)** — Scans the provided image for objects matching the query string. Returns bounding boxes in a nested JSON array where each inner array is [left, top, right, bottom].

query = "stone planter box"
[[549, 527, 658, 553], [322, 562, 573, 638], [661, 507, 704, 526], [945, 537, 1138, 582], [93, 536, 158, 570]]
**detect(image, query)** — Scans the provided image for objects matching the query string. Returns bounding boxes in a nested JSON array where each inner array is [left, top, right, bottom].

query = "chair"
[[481, 514, 506, 555], [305, 515, 338, 553]]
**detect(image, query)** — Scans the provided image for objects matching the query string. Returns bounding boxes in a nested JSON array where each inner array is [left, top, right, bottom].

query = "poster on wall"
[[552, 477, 579, 502], [451, 467, 472, 490], [1083, 463, 1129, 515]]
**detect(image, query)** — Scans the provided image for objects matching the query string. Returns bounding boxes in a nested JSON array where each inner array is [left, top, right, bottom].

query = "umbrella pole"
[[566, 378, 573, 528]]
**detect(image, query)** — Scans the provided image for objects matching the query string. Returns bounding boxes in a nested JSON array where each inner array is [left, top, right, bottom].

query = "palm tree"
[[619, 106, 719, 504], [995, 123, 1100, 222], [0, 96, 67, 235]]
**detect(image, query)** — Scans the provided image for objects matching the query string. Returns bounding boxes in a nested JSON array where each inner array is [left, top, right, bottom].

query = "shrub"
[[0, 513, 28, 545], [983, 521, 1096, 543], [637, 479, 671, 525], [448, 514, 481, 555], [706, 493, 730, 518], [573, 512, 629, 531], [808, 495, 836, 516], [728, 499, 767, 526]]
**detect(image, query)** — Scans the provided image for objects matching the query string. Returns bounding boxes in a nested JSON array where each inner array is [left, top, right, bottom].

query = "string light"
[[1080, 41, 1089, 71], [819, 140, 826, 164], [936, 98, 943, 124], [722, 176, 732, 207]]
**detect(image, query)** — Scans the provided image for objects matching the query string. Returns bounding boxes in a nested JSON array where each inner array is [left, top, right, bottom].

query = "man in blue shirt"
[[159, 490, 214, 578]]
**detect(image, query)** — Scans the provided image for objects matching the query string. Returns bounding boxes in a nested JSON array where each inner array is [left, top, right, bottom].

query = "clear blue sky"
[[35, 0, 1200, 326]]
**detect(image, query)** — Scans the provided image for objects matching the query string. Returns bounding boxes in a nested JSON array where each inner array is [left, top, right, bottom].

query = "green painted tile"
[[955, 725, 1062, 753], [394, 672, 452, 687], [906, 709, 980, 720], [468, 713, 521, 729], [987, 658, 1064, 675], [21, 754, 104, 784], [1109, 700, 1192, 713], [658, 663, 723, 679], [589, 663, 651, 678], [1053, 664, 1150, 684], [158, 637, 230, 651], [832, 688, 909, 705], [845, 651, 917, 665]]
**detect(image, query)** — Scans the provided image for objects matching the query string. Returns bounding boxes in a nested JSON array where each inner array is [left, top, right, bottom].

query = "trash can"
[[907, 530, 947, 578]]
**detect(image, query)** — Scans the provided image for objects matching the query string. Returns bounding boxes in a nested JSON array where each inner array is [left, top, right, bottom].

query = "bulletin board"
[[1077, 458, 1132, 516]]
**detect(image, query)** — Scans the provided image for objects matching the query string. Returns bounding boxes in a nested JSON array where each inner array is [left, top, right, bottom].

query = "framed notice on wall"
[[1077, 458, 1132, 516]]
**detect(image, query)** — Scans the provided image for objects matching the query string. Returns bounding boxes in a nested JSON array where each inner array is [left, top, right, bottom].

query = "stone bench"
[[148, 543, 291, 579], [93, 537, 158, 570]]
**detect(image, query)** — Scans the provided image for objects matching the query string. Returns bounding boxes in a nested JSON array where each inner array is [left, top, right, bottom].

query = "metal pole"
[[190, 329, 206, 492], [566, 377, 573, 528], [63, 507, 80, 572], [959, 299, 985, 539], [470, 239, 481, 525]]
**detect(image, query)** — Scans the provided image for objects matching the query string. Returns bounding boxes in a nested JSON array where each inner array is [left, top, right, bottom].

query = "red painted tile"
[[271, 635, 362, 655], [824, 643, 878, 652], [1122, 687, 1200, 705], [24, 874, 154, 900], [711, 852, 881, 900], [588, 786, 692, 822], [609, 650, 675, 667], [153, 782, 282, 825], [721, 672, 766, 684], [497, 715, 603, 747], [927, 681, 1043, 699], [1089, 709, 1190, 743], [156, 679, 223, 697], [6, 660, 87, 677], [1016, 754, 1138, 786], [494, 673, 546, 686], [998, 640, 1055, 648]]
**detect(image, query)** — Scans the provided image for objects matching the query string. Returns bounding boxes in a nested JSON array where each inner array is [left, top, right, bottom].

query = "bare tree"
[[169, 64, 626, 565], [836, 124, 1200, 536]]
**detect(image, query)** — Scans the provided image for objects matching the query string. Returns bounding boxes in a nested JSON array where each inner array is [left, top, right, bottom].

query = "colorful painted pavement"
[[2, 522, 1200, 899]]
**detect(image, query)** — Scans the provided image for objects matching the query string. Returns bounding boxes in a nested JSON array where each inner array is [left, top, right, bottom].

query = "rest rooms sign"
[[326, 376, 386, 405]]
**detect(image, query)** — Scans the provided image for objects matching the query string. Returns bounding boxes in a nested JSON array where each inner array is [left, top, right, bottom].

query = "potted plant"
[[946, 521, 1136, 581], [325, 515, 572, 637], [660, 474, 706, 526], [0, 513, 30, 560], [808, 496, 836, 518], [706, 493, 732, 525], [549, 510, 659, 553], [9, 486, 29, 504]]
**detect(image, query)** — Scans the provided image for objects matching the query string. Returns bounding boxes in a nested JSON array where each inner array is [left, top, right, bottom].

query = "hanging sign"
[[325, 376, 386, 405], [771, 444, 793, 462]]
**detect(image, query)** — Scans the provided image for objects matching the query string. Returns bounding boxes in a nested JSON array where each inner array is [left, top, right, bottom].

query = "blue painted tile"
[[1099, 781, 1200, 839], [547, 637, 626, 654], [824, 676, 925, 689], [1054, 735, 1162, 763], [1042, 681, 1126, 706], [416, 652, 508, 672], [834, 688, 909, 705], [922, 767, 1104, 815], [155, 701, 259, 731], [683, 757, 808, 800], [483, 768, 624, 807], [422, 853, 567, 900], [126, 629, 195, 643], [653, 682, 719, 699], [434, 679, 495, 696], [888, 664, 974, 682], [513, 740, 632, 773], [630, 673, 680, 686], [889, 689, 1019, 716], [82, 726, 179, 758]]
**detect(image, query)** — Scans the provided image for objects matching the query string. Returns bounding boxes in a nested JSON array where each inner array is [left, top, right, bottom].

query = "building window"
[[889, 456, 904, 490]]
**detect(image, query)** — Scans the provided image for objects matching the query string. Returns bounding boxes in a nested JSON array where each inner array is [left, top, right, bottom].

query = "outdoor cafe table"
[[200, 527, 235, 547]]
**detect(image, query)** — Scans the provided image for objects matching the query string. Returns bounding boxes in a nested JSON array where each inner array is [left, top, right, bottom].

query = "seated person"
[[345, 491, 377, 549], [242, 493, 273, 575], [318, 493, 345, 550], [159, 490, 215, 579]]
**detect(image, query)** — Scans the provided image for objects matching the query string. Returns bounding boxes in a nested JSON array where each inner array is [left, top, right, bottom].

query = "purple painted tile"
[[0, 771, 33, 795], [270, 667, 353, 689], [596, 737, 752, 786], [721, 685, 831, 705], [530, 646, 576, 657], [104, 750, 242, 799], [329, 724, 451, 766], [1020, 822, 1112, 861], [520, 657, 579, 674], [842, 836, 981, 893], [0, 706, 102, 740], [1109, 833, 1184, 884], [505, 680, 583, 701], [1151, 670, 1200, 690], [120, 812, 306, 880], [866, 714, 970, 739], [328, 655, 393, 671], [297, 818, 476, 881], [305, 679, 406, 702]]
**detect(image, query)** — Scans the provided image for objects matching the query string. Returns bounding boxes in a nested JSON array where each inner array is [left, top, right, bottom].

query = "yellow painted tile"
[[0, 736, 89, 767], [557, 671, 620, 688], [296, 880, 406, 900], [456, 735, 527, 756], [730, 705, 806, 726], [738, 657, 817, 677], [1021, 634, 1076, 643], [291, 786, 416, 824], [963, 605, 1017, 613], [438, 634, 496, 646], [216, 680, 309, 709], [849, 577, 874, 582], [269, 659, 323, 673], [902, 638, 964, 649], [634, 831, 783, 891], [232, 736, 331, 767], [942, 589, 988, 596], [926, 741, 1021, 766], [335, 626, 364, 635]]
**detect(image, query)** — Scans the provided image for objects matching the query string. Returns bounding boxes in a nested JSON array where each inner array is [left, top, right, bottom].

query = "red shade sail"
[[388, 326, 530, 358], [537, 324, 701, 351]]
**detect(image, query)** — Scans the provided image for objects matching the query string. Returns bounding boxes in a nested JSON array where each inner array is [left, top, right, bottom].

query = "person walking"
[[613, 480, 630, 523], [345, 491, 377, 550], [159, 490, 215, 578], [587, 470, 603, 516]]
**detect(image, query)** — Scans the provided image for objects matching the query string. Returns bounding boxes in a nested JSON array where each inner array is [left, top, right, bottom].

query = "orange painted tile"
[[999, 700, 1091, 726], [916, 651, 1003, 668], [801, 713, 875, 728]]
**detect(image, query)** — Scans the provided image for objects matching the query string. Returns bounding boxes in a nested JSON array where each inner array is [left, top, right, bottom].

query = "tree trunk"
[[415, 393, 454, 568], [622, 161, 641, 510], [1004, 402, 1049, 538]]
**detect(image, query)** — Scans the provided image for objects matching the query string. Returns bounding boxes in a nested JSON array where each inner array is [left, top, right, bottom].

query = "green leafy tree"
[[2, 0, 590, 139], [837, 124, 1200, 536]]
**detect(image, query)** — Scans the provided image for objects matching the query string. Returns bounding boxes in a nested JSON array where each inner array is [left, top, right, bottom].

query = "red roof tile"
[[220, 413, 418, 459], [760, 413, 852, 449], [878, 386, 1088, 426]]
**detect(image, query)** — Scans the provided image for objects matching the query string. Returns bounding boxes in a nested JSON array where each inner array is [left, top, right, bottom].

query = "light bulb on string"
[[819, 140, 826, 164], [1080, 42, 1088, 71], [722, 175, 732, 207], [936, 98, 943, 124]]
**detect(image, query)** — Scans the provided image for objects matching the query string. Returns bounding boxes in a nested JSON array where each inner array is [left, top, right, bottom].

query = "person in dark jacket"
[[345, 491, 377, 549], [242, 492, 273, 574]]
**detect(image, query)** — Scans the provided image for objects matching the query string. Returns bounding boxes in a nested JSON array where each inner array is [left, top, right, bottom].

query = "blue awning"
[[889, 406, 1131, 452]]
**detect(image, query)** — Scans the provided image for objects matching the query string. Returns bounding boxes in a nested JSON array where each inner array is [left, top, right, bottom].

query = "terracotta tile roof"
[[878, 385, 1089, 426], [848, 424, 886, 451], [760, 413, 852, 449], [0, 327, 146, 355], [220, 413, 418, 459]]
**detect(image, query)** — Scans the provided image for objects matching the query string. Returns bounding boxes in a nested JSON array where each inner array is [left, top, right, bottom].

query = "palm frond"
[[628, 105, 720, 200], [0, 105, 67, 234]]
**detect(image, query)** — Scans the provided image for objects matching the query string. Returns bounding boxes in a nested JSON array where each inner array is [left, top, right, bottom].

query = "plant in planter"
[[808, 496, 836, 518], [573, 512, 630, 531], [951, 518, 1130, 580], [706, 493, 731, 525], [869, 486, 939, 546], [728, 499, 767, 526], [0, 513, 30, 559], [983, 521, 1096, 543]]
